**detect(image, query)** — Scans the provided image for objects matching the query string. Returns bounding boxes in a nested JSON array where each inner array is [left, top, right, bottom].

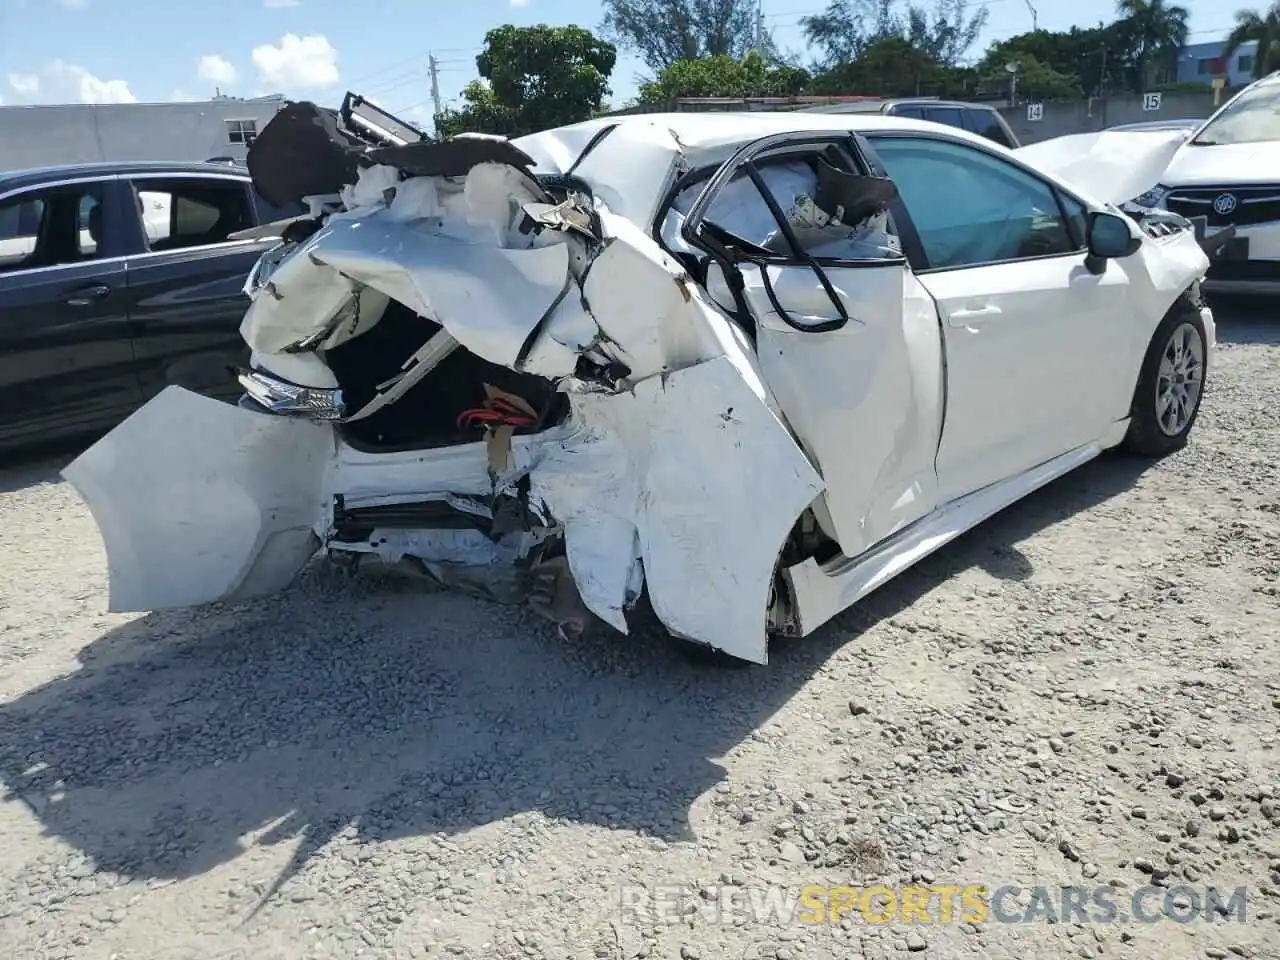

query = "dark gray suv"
[[801, 98, 1021, 148]]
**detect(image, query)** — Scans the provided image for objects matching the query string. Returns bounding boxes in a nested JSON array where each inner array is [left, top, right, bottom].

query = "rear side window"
[[128, 177, 255, 252], [965, 109, 1015, 148], [0, 197, 45, 267], [925, 107, 966, 130], [891, 105, 926, 119], [0, 182, 108, 272]]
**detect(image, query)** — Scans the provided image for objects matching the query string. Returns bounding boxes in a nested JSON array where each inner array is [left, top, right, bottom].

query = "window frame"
[[122, 173, 260, 255], [861, 130, 1093, 275], [670, 130, 922, 334], [225, 118, 259, 146], [0, 177, 124, 275], [924, 106, 967, 131], [961, 108, 1016, 148], [0, 172, 265, 278], [658, 133, 916, 269]]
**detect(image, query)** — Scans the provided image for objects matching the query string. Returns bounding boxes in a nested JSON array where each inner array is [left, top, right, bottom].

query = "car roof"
[[518, 111, 1005, 170], [0, 159, 249, 193]]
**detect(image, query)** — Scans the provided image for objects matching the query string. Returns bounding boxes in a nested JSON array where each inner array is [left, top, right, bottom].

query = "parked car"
[[0, 94, 422, 456], [0, 159, 305, 454], [63, 109, 1214, 665], [1128, 70, 1280, 295], [801, 97, 1020, 147]]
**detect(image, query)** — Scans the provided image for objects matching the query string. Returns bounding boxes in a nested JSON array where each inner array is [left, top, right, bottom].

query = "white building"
[[0, 95, 288, 172]]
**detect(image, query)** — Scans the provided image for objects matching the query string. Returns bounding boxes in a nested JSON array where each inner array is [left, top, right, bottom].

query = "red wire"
[[456, 406, 535, 430]]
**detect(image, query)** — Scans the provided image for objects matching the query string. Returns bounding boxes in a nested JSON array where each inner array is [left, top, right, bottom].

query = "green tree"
[[806, 36, 976, 97], [978, 25, 1127, 96], [802, 0, 988, 68], [600, 0, 765, 72], [433, 25, 616, 138], [1114, 0, 1190, 88], [1224, 2, 1280, 78], [979, 52, 1084, 100], [637, 51, 810, 102]]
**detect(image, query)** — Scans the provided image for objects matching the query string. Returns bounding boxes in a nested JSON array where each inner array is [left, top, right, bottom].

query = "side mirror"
[[1087, 210, 1142, 260]]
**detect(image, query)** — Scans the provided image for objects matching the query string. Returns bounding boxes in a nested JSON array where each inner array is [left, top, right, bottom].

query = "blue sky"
[[0, 0, 1242, 126]]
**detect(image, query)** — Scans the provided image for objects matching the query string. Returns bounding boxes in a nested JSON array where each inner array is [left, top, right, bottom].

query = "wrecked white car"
[[63, 108, 1216, 664]]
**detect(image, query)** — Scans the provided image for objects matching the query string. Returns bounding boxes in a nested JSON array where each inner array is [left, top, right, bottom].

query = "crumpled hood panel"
[[1015, 129, 1191, 205]]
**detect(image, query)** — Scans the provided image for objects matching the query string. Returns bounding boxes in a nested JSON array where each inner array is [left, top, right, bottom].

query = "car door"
[[120, 173, 276, 403], [677, 131, 945, 559], [863, 132, 1137, 504], [0, 177, 141, 451]]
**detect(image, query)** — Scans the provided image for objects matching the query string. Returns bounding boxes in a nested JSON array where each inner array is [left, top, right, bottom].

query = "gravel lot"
[[0, 296, 1276, 960]]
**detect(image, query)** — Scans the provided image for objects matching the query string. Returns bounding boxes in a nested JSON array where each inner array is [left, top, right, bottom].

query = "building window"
[[225, 119, 258, 145], [1196, 58, 1214, 75], [1239, 55, 1254, 73]]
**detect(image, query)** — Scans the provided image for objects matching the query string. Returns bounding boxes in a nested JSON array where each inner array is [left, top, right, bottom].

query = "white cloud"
[[263, 0, 300, 6], [170, 88, 198, 102], [6, 61, 134, 104], [8, 73, 40, 96], [197, 54, 238, 85], [251, 33, 339, 89]]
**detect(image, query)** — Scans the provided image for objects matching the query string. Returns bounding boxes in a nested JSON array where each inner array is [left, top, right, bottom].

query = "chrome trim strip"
[[0, 238, 271, 278]]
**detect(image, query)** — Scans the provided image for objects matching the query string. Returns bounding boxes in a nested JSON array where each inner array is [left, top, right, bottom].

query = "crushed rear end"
[[63, 105, 824, 664]]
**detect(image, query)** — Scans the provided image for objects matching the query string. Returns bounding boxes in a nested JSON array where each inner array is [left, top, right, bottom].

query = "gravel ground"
[[0, 296, 1276, 960]]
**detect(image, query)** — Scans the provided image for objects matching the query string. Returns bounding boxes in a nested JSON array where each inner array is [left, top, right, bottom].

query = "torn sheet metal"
[[240, 212, 575, 371], [1014, 129, 1188, 206], [564, 120, 688, 227], [309, 217, 573, 370], [578, 212, 728, 380], [61, 386, 332, 612], [532, 352, 824, 664]]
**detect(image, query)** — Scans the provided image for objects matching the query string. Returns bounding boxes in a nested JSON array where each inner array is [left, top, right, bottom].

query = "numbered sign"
[[1142, 92, 1162, 112], [1026, 103, 1044, 121]]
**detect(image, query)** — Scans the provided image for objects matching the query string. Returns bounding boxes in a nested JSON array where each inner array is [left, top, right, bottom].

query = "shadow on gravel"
[[0, 451, 1154, 905], [0, 452, 75, 495], [1207, 295, 1279, 346]]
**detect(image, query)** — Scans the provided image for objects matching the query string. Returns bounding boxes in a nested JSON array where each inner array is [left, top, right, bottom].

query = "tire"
[[1120, 300, 1208, 458]]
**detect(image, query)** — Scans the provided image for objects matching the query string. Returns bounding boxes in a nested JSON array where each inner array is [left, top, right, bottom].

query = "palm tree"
[[1225, 3, 1280, 79], [1116, 0, 1190, 88]]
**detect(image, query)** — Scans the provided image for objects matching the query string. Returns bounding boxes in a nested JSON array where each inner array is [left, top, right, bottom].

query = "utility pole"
[[428, 54, 443, 118], [755, 0, 765, 55]]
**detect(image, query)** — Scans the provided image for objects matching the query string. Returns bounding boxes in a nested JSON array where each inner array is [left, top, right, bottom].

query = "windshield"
[[1191, 82, 1280, 146]]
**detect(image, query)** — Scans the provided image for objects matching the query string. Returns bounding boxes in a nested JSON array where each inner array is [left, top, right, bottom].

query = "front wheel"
[[1121, 304, 1208, 457]]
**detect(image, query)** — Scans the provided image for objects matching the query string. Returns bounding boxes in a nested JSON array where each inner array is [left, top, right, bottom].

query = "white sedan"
[[63, 111, 1215, 664]]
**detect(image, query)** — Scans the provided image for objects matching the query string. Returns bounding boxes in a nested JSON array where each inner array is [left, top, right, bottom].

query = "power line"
[[345, 50, 431, 89]]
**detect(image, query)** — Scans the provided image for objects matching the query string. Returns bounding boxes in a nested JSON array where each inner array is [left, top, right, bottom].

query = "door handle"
[[62, 284, 111, 307], [946, 304, 1002, 326]]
